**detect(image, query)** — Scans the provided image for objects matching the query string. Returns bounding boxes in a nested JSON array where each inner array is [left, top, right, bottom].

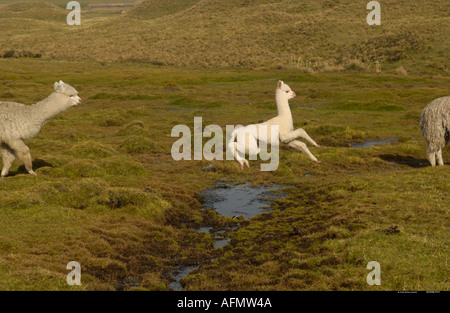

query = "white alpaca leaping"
[[228, 80, 320, 169], [0, 81, 81, 177]]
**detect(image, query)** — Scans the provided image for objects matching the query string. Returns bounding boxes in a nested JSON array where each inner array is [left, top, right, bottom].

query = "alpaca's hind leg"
[[1, 145, 16, 177], [236, 158, 249, 170], [235, 148, 249, 170], [436, 149, 444, 166], [5, 140, 36, 176], [233, 140, 253, 170], [288, 140, 321, 163]]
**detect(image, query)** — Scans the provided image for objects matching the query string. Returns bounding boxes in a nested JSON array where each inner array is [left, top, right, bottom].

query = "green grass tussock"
[[116, 121, 149, 137], [119, 136, 156, 154], [71, 141, 117, 158]]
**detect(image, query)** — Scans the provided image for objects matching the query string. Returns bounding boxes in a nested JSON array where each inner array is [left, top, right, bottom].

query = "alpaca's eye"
[[286, 91, 289, 93]]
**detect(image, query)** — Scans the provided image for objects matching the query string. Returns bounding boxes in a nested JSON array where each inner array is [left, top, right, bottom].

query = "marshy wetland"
[[0, 58, 448, 291], [0, 0, 449, 293]]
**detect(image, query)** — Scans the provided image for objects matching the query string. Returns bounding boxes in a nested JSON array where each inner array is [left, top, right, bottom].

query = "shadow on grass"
[[10, 159, 53, 176], [378, 154, 429, 168]]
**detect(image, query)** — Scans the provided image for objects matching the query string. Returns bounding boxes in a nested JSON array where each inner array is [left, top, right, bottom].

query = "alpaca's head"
[[277, 80, 296, 101], [53, 80, 81, 106]]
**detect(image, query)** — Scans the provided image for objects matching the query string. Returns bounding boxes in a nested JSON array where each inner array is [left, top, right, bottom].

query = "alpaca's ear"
[[59, 80, 65, 85], [277, 80, 283, 89], [54, 81, 65, 93]]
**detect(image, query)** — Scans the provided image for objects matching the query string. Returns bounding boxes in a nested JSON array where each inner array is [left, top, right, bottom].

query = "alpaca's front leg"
[[281, 128, 320, 147], [287, 140, 321, 163], [1, 146, 16, 177], [426, 146, 436, 167], [296, 128, 320, 147], [5, 140, 36, 176]]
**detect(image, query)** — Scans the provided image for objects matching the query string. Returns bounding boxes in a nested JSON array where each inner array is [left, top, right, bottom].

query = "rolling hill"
[[0, 1, 66, 20], [0, 0, 449, 74]]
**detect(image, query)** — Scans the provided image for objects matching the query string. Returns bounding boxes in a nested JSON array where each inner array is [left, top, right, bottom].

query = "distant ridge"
[[0, 1, 66, 21], [86, 1, 140, 10], [0, 0, 448, 74]]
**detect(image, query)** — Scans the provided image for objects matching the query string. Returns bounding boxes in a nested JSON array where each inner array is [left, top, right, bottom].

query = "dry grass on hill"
[[0, 0, 448, 73]]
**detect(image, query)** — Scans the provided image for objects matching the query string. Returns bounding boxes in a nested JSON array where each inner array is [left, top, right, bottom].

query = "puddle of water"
[[168, 183, 288, 291], [214, 239, 229, 249], [352, 138, 398, 149], [199, 183, 287, 251], [198, 226, 213, 233], [201, 184, 286, 219]]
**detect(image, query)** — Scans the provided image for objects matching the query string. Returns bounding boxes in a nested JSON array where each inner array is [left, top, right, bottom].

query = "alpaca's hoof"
[[314, 160, 322, 164], [29, 171, 37, 176], [315, 145, 321, 148]]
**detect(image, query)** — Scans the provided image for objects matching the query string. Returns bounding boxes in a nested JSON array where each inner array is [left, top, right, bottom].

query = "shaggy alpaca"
[[228, 81, 320, 169], [419, 96, 450, 166], [0, 81, 81, 177]]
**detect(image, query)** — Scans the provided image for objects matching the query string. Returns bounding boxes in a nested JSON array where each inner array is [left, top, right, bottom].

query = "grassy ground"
[[0, 58, 448, 290]]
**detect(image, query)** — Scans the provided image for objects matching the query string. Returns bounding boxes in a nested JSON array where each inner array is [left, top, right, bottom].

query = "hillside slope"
[[0, 1, 65, 20], [1, 0, 449, 73], [125, 0, 200, 20]]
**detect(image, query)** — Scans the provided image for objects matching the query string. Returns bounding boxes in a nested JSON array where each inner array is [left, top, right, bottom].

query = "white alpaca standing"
[[419, 96, 449, 166], [228, 81, 320, 169], [0, 81, 81, 177]]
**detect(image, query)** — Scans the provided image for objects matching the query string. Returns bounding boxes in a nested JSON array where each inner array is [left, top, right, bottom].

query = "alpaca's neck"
[[31, 92, 71, 125], [276, 92, 292, 118]]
